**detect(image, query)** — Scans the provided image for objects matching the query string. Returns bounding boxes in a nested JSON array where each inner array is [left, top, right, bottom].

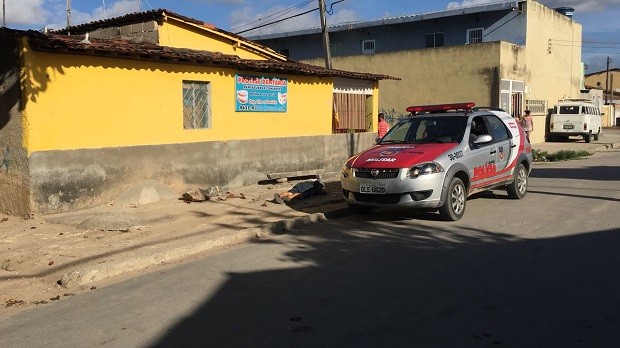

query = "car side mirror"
[[473, 134, 492, 144], [375, 137, 381, 144]]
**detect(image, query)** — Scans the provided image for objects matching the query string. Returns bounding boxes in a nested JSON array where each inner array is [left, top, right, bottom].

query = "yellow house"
[[584, 68, 620, 105], [585, 69, 620, 127], [0, 10, 395, 216]]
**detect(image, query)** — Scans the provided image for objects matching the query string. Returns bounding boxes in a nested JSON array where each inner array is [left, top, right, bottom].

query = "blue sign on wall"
[[235, 75, 287, 112]]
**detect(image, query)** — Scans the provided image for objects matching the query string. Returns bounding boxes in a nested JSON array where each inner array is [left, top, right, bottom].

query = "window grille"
[[425, 33, 444, 48], [362, 40, 375, 54], [526, 100, 547, 115], [466, 28, 484, 44], [183, 81, 211, 129]]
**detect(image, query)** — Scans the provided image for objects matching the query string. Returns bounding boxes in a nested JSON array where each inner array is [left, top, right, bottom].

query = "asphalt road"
[[1, 150, 619, 347]]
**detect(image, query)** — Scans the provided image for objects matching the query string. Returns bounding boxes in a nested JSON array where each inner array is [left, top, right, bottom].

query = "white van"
[[549, 100, 602, 143]]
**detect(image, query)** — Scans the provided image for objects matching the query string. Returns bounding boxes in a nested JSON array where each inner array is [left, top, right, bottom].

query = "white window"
[[362, 40, 375, 55], [183, 81, 211, 129], [500, 79, 525, 118], [466, 28, 484, 44]]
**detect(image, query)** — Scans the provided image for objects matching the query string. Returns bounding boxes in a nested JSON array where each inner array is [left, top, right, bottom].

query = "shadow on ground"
[[150, 217, 620, 347]]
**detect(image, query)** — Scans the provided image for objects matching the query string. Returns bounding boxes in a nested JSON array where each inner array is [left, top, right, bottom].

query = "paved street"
[[1, 149, 619, 347]]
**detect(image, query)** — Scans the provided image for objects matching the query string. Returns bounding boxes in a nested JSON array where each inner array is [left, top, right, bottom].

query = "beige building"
[[253, 0, 583, 144]]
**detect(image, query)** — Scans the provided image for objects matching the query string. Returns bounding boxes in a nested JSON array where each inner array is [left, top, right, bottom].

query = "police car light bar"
[[406, 102, 476, 113]]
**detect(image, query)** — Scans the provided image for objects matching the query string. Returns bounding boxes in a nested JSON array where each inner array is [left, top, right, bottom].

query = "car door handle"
[[511, 144, 517, 148], [489, 150, 496, 154]]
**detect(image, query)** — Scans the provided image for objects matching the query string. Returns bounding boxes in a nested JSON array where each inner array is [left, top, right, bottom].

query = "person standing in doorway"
[[520, 110, 533, 142], [378, 113, 390, 138]]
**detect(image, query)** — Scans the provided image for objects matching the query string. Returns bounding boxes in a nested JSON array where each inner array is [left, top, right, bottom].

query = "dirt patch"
[[0, 180, 345, 318]]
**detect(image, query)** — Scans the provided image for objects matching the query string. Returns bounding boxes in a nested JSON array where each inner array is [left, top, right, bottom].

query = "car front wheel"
[[439, 177, 466, 221], [507, 163, 528, 199]]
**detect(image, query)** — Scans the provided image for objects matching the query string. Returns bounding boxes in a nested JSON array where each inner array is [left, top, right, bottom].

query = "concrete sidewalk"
[[532, 127, 620, 155], [1, 128, 619, 316], [0, 177, 346, 315]]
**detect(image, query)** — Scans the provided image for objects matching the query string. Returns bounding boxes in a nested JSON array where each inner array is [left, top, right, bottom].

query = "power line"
[[233, 0, 344, 36], [235, 7, 319, 35], [551, 39, 620, 45], [552, 43, 620, 50], [231, 0, 314, 32]]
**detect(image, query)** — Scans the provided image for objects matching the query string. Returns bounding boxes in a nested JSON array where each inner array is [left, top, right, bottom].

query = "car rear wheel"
[[584, 132, 591, 143], [439, 177, 466, 221], [507, 163, 528, 199]]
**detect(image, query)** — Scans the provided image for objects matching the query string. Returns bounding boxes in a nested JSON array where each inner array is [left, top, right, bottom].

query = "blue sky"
[[6, 0, 620, 72]]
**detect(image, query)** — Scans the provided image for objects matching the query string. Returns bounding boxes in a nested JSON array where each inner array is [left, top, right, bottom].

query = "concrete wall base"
[[26, 133, 376, 215]]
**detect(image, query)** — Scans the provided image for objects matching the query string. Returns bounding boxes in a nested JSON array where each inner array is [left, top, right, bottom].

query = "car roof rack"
[[406, 102, 475, 116]]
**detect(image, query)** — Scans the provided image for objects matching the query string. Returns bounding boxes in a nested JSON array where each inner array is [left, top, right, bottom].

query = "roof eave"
[[248, 1, 522, 40]]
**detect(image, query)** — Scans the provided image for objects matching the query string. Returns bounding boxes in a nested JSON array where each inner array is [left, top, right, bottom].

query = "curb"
[[59, 213, 328, 288], [52, 140, 620, 289]]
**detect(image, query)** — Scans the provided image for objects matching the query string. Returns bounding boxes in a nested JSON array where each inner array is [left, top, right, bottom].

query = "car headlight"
[[342, 156, 357, 178], [342, 165, 353, 178], [407, 162, 444, 178]]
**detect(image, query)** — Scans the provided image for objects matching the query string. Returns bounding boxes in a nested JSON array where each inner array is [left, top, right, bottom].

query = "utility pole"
[[611, 74, 615, 105], [318, 0, 332, 69], [66, 0, 71, 28], [605, 56, 611, 104], [3, 0, 6, 27]]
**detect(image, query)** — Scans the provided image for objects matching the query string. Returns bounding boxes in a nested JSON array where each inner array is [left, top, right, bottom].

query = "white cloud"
[[329, 8, 359, 26], [230, 4, 320, 35], [447, 0, 620, 13], [446, 0, 503, 10], [540, 0, 620, 13], [4, 0, 49, 27], [230, 4, 361, 36], [42, 0, 140, 30]]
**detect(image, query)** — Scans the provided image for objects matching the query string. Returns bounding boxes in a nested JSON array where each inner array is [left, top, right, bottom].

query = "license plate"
[[563, 124, 574, 130], [360, 183, 387, 194]]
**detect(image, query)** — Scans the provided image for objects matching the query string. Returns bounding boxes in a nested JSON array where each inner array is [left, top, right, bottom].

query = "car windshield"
[[379, 116, 467, 144]]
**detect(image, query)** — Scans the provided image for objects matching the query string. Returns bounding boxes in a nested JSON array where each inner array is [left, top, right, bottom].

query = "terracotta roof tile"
[[51, 9, 287, 61], [52, 9, 204, 34], [17, 29, 397, 81]]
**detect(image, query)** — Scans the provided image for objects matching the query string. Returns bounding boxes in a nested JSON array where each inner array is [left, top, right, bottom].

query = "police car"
[[341, 102, 533, 221]]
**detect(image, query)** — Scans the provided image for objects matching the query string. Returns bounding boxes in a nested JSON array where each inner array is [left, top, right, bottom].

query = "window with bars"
[[362, 40, 375, 54], [425, 33, 444, 48], [466, 28, 484, 44], [525, 100, 547, 115], [182, 81, 211, 129]]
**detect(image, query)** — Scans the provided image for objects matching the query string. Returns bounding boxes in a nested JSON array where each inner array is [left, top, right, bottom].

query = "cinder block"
[[143, 21, 156, 31], [120, 24, 132, 35], [132, 23, 143, 33], [89, 30, 102, 39]]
